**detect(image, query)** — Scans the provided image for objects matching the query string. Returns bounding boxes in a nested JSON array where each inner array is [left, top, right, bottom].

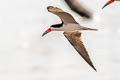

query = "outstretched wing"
[[64, 31, 96, 71], [64, 0, 93, 19], [47, 6, 78, 24]]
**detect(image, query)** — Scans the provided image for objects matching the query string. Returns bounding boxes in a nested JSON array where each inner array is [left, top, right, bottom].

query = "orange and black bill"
[[102, 0, 114, 9], [42, 28, 51, 37]]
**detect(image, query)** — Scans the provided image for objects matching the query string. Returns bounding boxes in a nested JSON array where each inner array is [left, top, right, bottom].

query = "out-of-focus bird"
[[102, 0, 119, 9], [42, 6, 98, 71], [64, 0, 93, 19]]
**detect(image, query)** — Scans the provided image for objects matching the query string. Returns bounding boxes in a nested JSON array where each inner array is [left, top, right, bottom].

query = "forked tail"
[[81, 27, 98, 31], [86, 28, 98, 31]]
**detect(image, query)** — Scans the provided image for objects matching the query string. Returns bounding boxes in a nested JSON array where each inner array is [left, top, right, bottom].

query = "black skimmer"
[[64, 0, 92, 19], [102, 0, 119, 9], [42, 6, 98, 71]]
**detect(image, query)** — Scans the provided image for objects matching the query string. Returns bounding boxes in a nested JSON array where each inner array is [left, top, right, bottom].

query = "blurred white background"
[[0, 0, 120, 80]]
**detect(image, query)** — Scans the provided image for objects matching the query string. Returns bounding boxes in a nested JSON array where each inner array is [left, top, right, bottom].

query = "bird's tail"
[[81, 26, 98, 31]]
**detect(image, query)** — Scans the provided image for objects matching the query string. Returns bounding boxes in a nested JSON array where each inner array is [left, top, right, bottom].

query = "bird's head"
[[42, 28, 52, 37], [102, 0, 115, 9]]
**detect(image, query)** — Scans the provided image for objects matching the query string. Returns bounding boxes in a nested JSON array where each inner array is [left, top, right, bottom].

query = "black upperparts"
[[51, 22, 63, 28]]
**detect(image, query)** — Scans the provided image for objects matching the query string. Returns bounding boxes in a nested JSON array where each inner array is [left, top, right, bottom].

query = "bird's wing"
[[64, 31, 96, 71], [64, 0, 93, 19], [47, 6, 78, 24]]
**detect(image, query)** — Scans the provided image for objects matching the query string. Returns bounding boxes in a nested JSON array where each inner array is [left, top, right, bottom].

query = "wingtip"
[[93, 66, 97, 72], [90, 64, 97, 72], [87, 60, 97, 72], [47, 6, 53, 10]]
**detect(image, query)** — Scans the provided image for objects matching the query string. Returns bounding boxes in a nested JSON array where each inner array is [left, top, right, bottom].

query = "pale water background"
[[0, 0, 120, 80]]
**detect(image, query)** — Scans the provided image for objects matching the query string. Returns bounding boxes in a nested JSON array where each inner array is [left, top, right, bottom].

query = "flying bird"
[[64, 0, 93, 19], [102, 0, 119, 9], [42, 6, 98, 71]]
